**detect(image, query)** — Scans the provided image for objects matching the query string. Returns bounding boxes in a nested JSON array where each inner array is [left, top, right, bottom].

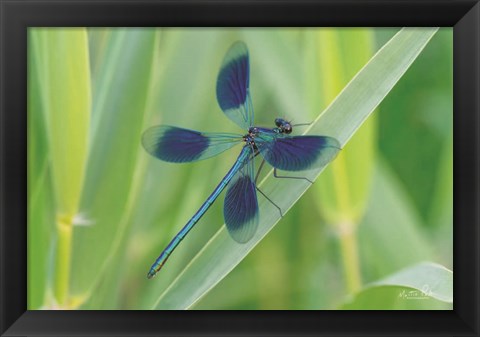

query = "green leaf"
[[110, 30, 230, 310], [314, 29, 377, 226], [378, 29, 453, 222], [341, 262, 452, 309], [30, 29, 91, 217], [371, 262, 453, 302], [28, 33, 56, 308], [150, 28, 438, 309], [29, 28, 91, 306], [69, 28, 158, 300], [309, 29, 378, 295], [428, 133, 453, 229], [359, 160, 433, 280]]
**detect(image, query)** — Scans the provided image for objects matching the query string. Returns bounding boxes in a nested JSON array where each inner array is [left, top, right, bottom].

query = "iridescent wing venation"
[[223, 146, 259, 243], [255, 132, 341, 171], [216, 41, 253, 129], [142, 125, 243, 163]]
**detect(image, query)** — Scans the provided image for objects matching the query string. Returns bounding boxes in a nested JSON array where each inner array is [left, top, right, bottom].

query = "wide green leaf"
[[370, 262, 452, 302], [29, 28, 91, 306], [30, 29, 91, 217], [341, 262, 452, 309], [69, 29, 158, 303], [150, 28, 438, 309]]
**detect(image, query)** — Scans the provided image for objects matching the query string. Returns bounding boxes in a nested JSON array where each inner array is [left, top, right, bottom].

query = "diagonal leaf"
[[151, 28, 438, 309]]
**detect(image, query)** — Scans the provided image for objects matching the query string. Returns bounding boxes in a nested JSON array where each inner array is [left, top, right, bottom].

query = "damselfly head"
[[275, 118, 292, 134]]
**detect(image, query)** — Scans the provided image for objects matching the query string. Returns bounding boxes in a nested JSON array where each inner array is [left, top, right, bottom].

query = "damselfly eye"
[[275, 118, 284, 127], [284, 124, 292, 134]]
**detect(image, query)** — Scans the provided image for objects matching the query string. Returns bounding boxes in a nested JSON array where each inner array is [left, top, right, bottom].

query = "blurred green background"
[[28, 28, 452, 310]]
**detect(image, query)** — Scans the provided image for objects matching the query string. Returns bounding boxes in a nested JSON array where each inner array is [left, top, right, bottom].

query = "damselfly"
[[142, 41, 340, 279]]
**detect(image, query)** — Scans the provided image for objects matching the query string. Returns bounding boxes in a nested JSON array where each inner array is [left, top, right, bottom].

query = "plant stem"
[[312, 29, 371, 296], [338, 223, 362, 294], [54, 215, 73, 306]]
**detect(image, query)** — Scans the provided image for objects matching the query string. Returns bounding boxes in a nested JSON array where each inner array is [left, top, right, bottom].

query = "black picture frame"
[[1, 0, 478, 336]]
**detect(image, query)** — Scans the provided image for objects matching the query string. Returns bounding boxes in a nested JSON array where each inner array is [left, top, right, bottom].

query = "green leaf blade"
[[69, 29, 158, 301], [370, 262, 453, 303], [31, 28, 91, 217], [341, 262, 452, 309], [315, 29, 377, 226], [30, 28, 92, 306]]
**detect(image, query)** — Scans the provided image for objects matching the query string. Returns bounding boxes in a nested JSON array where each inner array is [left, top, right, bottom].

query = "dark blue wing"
[[224, 147, 259, 243], [142, 125, 242, 163], [256, 134, 341, 171], [216, 41, 253, 129]]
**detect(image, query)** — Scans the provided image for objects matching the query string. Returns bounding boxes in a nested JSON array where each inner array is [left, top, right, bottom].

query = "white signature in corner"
[[398, 284, 433, 300]]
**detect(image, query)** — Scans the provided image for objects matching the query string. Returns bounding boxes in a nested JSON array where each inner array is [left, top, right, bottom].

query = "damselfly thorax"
[[244, 118, 294, 149]]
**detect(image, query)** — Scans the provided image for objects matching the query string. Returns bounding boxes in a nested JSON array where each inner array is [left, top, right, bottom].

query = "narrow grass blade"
[[152, 28, 438, 310], [28, 31, 56, 308]]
